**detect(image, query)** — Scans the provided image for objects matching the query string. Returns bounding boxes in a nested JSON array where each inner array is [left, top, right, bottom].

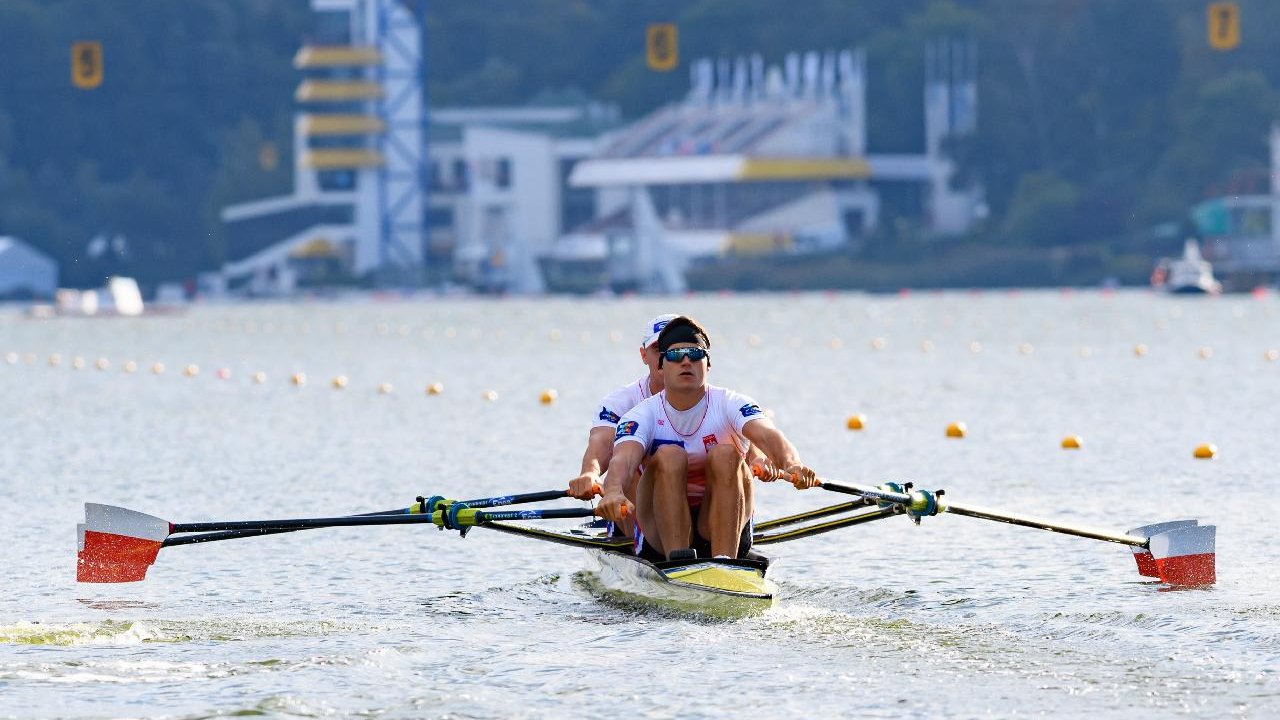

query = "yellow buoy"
[[540, 389, 558, 404], [548, 329, 562, 341], [331, 375, 348, 389], [426, 382, 444, 395], [1134, 343, 1149, 357], [747, 334, 762, 347], [482, 389, 499, 401], [1079, 346, 1092, 357], [1198, 346, 1213, 359], [920, 340, 935, 353], [4, 352, 17, 365], [1193, 443, 1217, 459], [123, 360, 138, 373], [945, 422, 967, 438], [828, 338, 843, 349], [1266, 349, 1279, 362], [252, 371, 267, 384], [72, 356, 85, 370], [846, 414, 866, 431], [183, 364, 199, 377], [1061, 435, 1082, 450], [1018, 343, 1034, 355], [152, 362, 165, 375], [871, 337, 887, 350], [95, 358, 109, 370], [48, 353, 61, 366], [968, 341, 983, 354], [377, 382, 393, 395], [290, 372, 306, 386]]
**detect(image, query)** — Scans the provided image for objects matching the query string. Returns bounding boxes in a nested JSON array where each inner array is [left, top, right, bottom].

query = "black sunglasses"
[[662, 347, 709, 363]]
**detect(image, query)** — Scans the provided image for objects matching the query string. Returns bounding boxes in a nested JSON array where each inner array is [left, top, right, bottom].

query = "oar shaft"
[[459, 488, 589, 508], [817, 479, 1149, 548], [942, 501, 1148, 548], [171, 507, 599, 534]]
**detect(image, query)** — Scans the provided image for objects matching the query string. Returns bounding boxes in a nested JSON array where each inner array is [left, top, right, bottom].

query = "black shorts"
[[636, 504, 754, 562]]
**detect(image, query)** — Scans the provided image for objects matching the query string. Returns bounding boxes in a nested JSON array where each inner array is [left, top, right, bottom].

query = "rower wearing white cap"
[[597, 316, 819, 560], [567, 314, 681, 534]]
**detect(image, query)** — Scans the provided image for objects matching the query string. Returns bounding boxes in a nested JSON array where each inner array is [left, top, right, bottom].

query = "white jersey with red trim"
[[591, 375, 654, 429], [613, 384, 767, 506]]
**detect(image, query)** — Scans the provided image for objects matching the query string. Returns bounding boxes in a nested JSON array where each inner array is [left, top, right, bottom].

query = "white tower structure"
[[221, 0, 426, 291], [298, 0, 426, 284]]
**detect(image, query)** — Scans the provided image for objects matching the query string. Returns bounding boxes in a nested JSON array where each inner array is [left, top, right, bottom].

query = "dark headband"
[[657, 323, 709, 352]]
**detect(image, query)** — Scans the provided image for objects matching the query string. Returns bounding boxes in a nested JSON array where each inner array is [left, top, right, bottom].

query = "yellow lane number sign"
[[71, 41, 103, 89]]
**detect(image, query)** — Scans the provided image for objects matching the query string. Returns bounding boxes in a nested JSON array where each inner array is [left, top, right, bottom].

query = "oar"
[[754, 468, 1216, 587], [161, 484, 604, 547], [77, 501, 615, 583]]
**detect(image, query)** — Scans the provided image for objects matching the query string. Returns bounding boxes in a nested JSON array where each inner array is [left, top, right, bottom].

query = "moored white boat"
[[1152, 239, 1222, 294]]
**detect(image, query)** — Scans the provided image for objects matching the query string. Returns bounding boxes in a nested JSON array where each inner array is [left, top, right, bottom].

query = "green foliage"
[[1, 0, 1279, 285], [1001, 172, 1081, 246]]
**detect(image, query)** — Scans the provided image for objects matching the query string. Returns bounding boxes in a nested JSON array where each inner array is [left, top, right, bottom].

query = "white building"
[[218, 0, 620, 295], [547, 44, 983, 294], [0, 236, 58, 299], [1196, 123, 1280, 287]]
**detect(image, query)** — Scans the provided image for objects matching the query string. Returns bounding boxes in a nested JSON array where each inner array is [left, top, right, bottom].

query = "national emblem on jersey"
[[702, 433, 718, 451], [598, 407, 620, 423], [739, 403, 763, 417], [615, 420, 639, 439]]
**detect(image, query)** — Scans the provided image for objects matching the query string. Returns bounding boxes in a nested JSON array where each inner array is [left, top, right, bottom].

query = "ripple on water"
[[0, 617, 373, 646]]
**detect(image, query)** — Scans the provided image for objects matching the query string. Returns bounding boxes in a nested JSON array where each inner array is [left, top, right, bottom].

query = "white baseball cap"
[[642, 313, 680, 347]]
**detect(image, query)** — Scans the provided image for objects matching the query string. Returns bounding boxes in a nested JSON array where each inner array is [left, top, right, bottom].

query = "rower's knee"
[[705, 445, 746, 477], [651, 444, 689, 474]]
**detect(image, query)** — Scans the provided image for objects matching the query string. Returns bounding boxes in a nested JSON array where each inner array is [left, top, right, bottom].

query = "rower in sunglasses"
[[598, 316, 819, 561]]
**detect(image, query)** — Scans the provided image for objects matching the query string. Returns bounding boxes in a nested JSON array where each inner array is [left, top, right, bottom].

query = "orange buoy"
[[945, 422, 967, 439], [846, 414, 866, 431]]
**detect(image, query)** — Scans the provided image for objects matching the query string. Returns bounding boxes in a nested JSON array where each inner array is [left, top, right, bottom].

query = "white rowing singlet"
[[591, 375, 653, 429], [613, 385, 766, 506]]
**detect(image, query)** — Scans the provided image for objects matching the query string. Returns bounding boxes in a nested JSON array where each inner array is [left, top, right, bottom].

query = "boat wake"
[[0, 617, 368, 647]]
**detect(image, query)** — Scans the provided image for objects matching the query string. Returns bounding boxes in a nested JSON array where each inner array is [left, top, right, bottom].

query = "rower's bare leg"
[[637, 445, 690, 557], [700, 445, 753, 558]]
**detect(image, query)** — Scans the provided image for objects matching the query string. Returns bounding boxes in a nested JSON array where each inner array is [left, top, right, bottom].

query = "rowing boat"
[[584, 549, 776, 617], [75, 476, 1218, 616]]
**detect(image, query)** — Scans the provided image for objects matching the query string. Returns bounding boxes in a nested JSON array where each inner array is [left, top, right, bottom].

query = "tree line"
[[0, 0, 1277, 288]]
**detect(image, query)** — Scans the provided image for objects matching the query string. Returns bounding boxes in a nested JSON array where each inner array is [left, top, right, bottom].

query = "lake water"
[[1, 290, 1277, 718]]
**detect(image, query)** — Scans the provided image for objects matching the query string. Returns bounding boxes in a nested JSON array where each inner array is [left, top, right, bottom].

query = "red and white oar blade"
[[77, 503, 171, 583], [1127, 520, 1198, 578], [1149, 524, 1216, 587]]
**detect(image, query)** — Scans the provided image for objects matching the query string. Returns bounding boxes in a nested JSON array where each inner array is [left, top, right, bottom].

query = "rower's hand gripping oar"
[[77, 485, 609, 584], [753, 467, 1216, 588]]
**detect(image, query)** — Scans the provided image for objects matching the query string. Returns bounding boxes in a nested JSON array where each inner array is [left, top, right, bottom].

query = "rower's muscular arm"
[[598, 440, 643, 522], [568, 427, 616, 499], [743, 420, 819, 488]]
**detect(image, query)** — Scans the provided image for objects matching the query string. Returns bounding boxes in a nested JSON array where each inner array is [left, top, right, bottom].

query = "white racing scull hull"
[[582, 548, 777, 618]]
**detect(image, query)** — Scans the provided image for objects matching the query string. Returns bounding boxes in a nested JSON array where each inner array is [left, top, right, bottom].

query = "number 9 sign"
[[71, 41, 103, 89]]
